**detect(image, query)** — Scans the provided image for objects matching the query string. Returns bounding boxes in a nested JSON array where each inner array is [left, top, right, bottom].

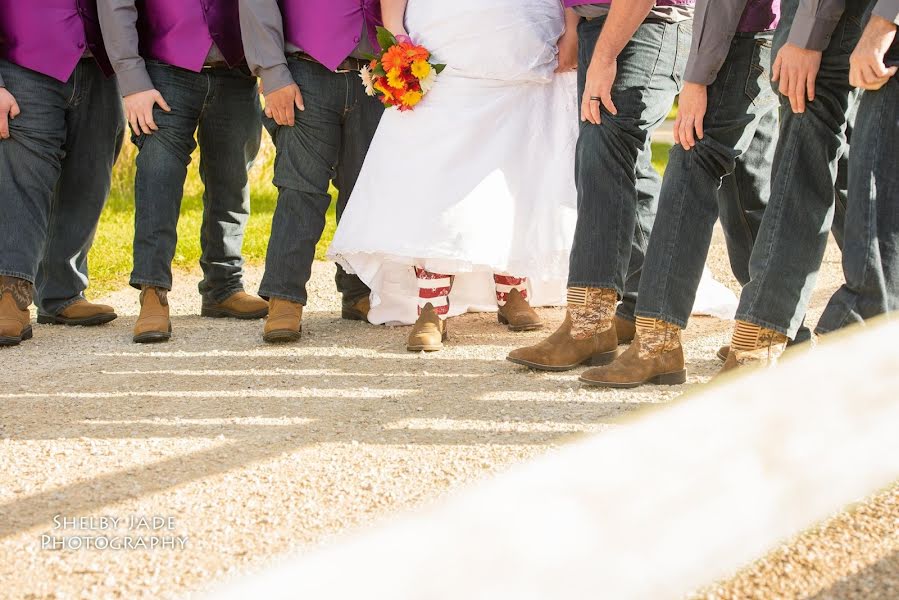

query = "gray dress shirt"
[[873, 0, 899, 24], [684, 0, 756, 84], [787, 0, 847, 50], [239, 0, 372, 96], [97, 0, 224, 96]]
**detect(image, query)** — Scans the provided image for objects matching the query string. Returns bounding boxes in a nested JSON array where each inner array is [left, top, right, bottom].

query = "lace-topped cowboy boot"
[[407, 303, 447, 352], [38, 299, 117, 326], [263, 298, 303, 343], [719, 320, 788, 374], [0, 276, 33, 347], [497, 288, 543, 332], [506, 287, 619, 371], [133, 287, 172, 344], [580, 317, 686, 388]]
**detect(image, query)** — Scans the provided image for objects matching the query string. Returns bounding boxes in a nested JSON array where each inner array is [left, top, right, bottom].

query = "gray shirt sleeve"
[[97, 0, 154, 96], [873, 0, 899, 25], [239, 0, 295, 95], [787, 0, 846, 50], [684, 0, 751, 85]]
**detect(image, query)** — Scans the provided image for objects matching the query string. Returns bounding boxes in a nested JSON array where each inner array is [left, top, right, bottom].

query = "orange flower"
[[381, 45, 410, 72], [404, 43, 430, 63]]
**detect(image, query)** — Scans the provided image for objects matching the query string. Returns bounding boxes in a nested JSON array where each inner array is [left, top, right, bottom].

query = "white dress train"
[[328, 0, 737, 326]]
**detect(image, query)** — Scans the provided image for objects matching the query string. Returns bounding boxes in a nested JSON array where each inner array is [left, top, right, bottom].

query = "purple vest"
[[0, 0, 113, 82], [280, 0, 383, 71], [737, 0, 780, 33], [136, 0, 244, 72]]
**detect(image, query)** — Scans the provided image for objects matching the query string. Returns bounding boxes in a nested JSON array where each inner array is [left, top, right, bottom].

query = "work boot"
[[38, 299, 117, 326], [133, 287, 172, 344], [615, 315, 636, 344], [0, 276, 33, 347], [201, 291, 268, 320], [263, 298, 303, 343], [342, 296, 371, 322], [407, 303, 447, 352], [506, 287, 618, 371], [716, 345, 730, 362], [498, 288, 543, 331], [719, 320, 788, 374], [580, 317, 686, 388]]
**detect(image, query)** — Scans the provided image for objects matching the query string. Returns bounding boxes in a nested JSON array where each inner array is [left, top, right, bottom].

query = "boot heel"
[[584, 348, 618, 366], [650, 369, 687, 386], [497, 313, 509, 325]]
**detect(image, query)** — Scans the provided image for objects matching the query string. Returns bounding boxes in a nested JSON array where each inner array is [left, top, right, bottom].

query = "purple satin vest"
[[0, 0, 113, 82], [279, 0, 383, 71], [737, 0, 780, 33], [136, 0, 244, 72]]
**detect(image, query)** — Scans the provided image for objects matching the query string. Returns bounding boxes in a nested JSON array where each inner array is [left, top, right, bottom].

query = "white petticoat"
[[328, 0, 737, 326]]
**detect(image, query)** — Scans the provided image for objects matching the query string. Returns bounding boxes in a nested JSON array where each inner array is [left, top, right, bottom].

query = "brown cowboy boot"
[[407, 303, 447, 352], [263, 298, 303, 343], [133, 287, 172, 344], [719, 320, 788, 374], [498, 288, 543, 332], [0, 276, 33, 347], [615, 316, 636, 345], [201, 291, 269, 320], [716, 345, 730, 362], [342, 296, 371, 322], [38, 298, 117, 326], [580, 317, 686, 388], [506, 287, 618, 371]]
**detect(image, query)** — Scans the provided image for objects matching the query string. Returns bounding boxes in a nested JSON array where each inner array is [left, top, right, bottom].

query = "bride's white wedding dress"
[[328, 0, 737, 326]]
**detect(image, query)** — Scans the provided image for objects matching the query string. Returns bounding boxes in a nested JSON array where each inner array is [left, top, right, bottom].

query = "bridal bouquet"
[[360, 27, 446, 111]]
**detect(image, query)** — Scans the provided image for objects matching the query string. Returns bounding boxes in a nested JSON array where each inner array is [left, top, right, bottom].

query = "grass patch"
[[87, 136, 671, 298]]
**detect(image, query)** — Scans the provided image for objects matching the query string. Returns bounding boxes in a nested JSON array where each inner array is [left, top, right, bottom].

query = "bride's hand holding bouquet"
[[360, 27, 446, 112]]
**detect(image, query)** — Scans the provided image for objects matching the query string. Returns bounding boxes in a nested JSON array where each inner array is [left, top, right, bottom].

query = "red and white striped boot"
[[495, 275, 543, 331], [407, 268, 453, 352]]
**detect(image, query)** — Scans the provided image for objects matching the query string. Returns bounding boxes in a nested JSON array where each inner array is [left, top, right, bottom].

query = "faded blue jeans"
[[0, 58, 124, 315], [260, 57, 383, 307], [636, 32, 779, 329], [130, 61, 262, 303], [816, 36, 899, 333], [734, 0, 865, 338], [569, 16, 692, 302]]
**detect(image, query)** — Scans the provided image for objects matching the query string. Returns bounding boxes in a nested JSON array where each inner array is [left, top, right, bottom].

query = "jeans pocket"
[[745, 39, 777, 108]]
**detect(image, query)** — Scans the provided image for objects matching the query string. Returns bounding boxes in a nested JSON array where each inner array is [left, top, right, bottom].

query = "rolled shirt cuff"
[[787, 8, 842, 51], [116, 64, 155, 97], [260, 63, 294, 96], [873, 0, 899, 26]]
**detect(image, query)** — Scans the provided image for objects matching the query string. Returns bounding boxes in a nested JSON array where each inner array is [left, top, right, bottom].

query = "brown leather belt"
[[289, 52, 369, 73]]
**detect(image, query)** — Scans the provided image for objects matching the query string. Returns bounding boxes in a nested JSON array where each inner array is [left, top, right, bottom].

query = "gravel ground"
[[0, 231, 896, 599]]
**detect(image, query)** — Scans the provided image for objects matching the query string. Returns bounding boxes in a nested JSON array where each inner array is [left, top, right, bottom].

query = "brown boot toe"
[[506, 312, 617, 371], [579, 344, 686, 388], [407, 304, 447, 352], [263, 298, 303, 343], [133, 287, 172, 344], [0, 276, 34, 347], [38, 299, 117, 326], [202, 291, 269, 320], [497, 289, 543, 331]]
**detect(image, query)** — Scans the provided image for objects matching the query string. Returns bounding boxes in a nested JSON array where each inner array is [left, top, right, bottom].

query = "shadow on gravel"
[[809, 550, 899, 600]]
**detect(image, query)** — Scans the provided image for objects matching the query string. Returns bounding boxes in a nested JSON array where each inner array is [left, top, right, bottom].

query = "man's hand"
[[124, 89, 171, 135], [581, 56, 618, 125], [0, 87, 21, 140], [772, 43, 822, 113], [265, 84, 304, 126], [673, 82, 708, 150], [849, 15, 898, 90], [556, 28, 578, 73]]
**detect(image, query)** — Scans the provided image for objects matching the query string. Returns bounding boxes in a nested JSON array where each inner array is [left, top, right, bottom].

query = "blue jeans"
[[569, 16, 691, 298], [260, 57, 383, 306], [734, 0, 865, 338], [816, 39, 899, 333], [0, 59, 124, 315], [636, 32, 779, 329], [130, 62, 262, 303]]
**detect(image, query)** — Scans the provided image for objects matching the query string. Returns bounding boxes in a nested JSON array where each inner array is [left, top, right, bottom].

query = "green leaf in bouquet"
[[433, 63, 447, 74], [360, 52, 379, 62], [376, 26, 399, 51]]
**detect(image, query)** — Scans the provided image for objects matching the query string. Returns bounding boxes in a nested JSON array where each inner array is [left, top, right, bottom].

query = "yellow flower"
[[411, 60, 432, 80], [401, 90, 423, 107], [387, 68, 405, 90]]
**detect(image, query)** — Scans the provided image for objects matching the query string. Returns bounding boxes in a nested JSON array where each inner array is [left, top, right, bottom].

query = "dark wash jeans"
[[636, 32, 779, 329], [816, 37, 899, 333], [569, 16, 691, 301], [130, 61, 262, 303], [259, 57, 383, 306], [0, 59, 124, 315], [734, 0, 865, 338]]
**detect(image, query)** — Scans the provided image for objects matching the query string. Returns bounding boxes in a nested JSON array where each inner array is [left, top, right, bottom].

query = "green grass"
[[87, 136, 672, 298]]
